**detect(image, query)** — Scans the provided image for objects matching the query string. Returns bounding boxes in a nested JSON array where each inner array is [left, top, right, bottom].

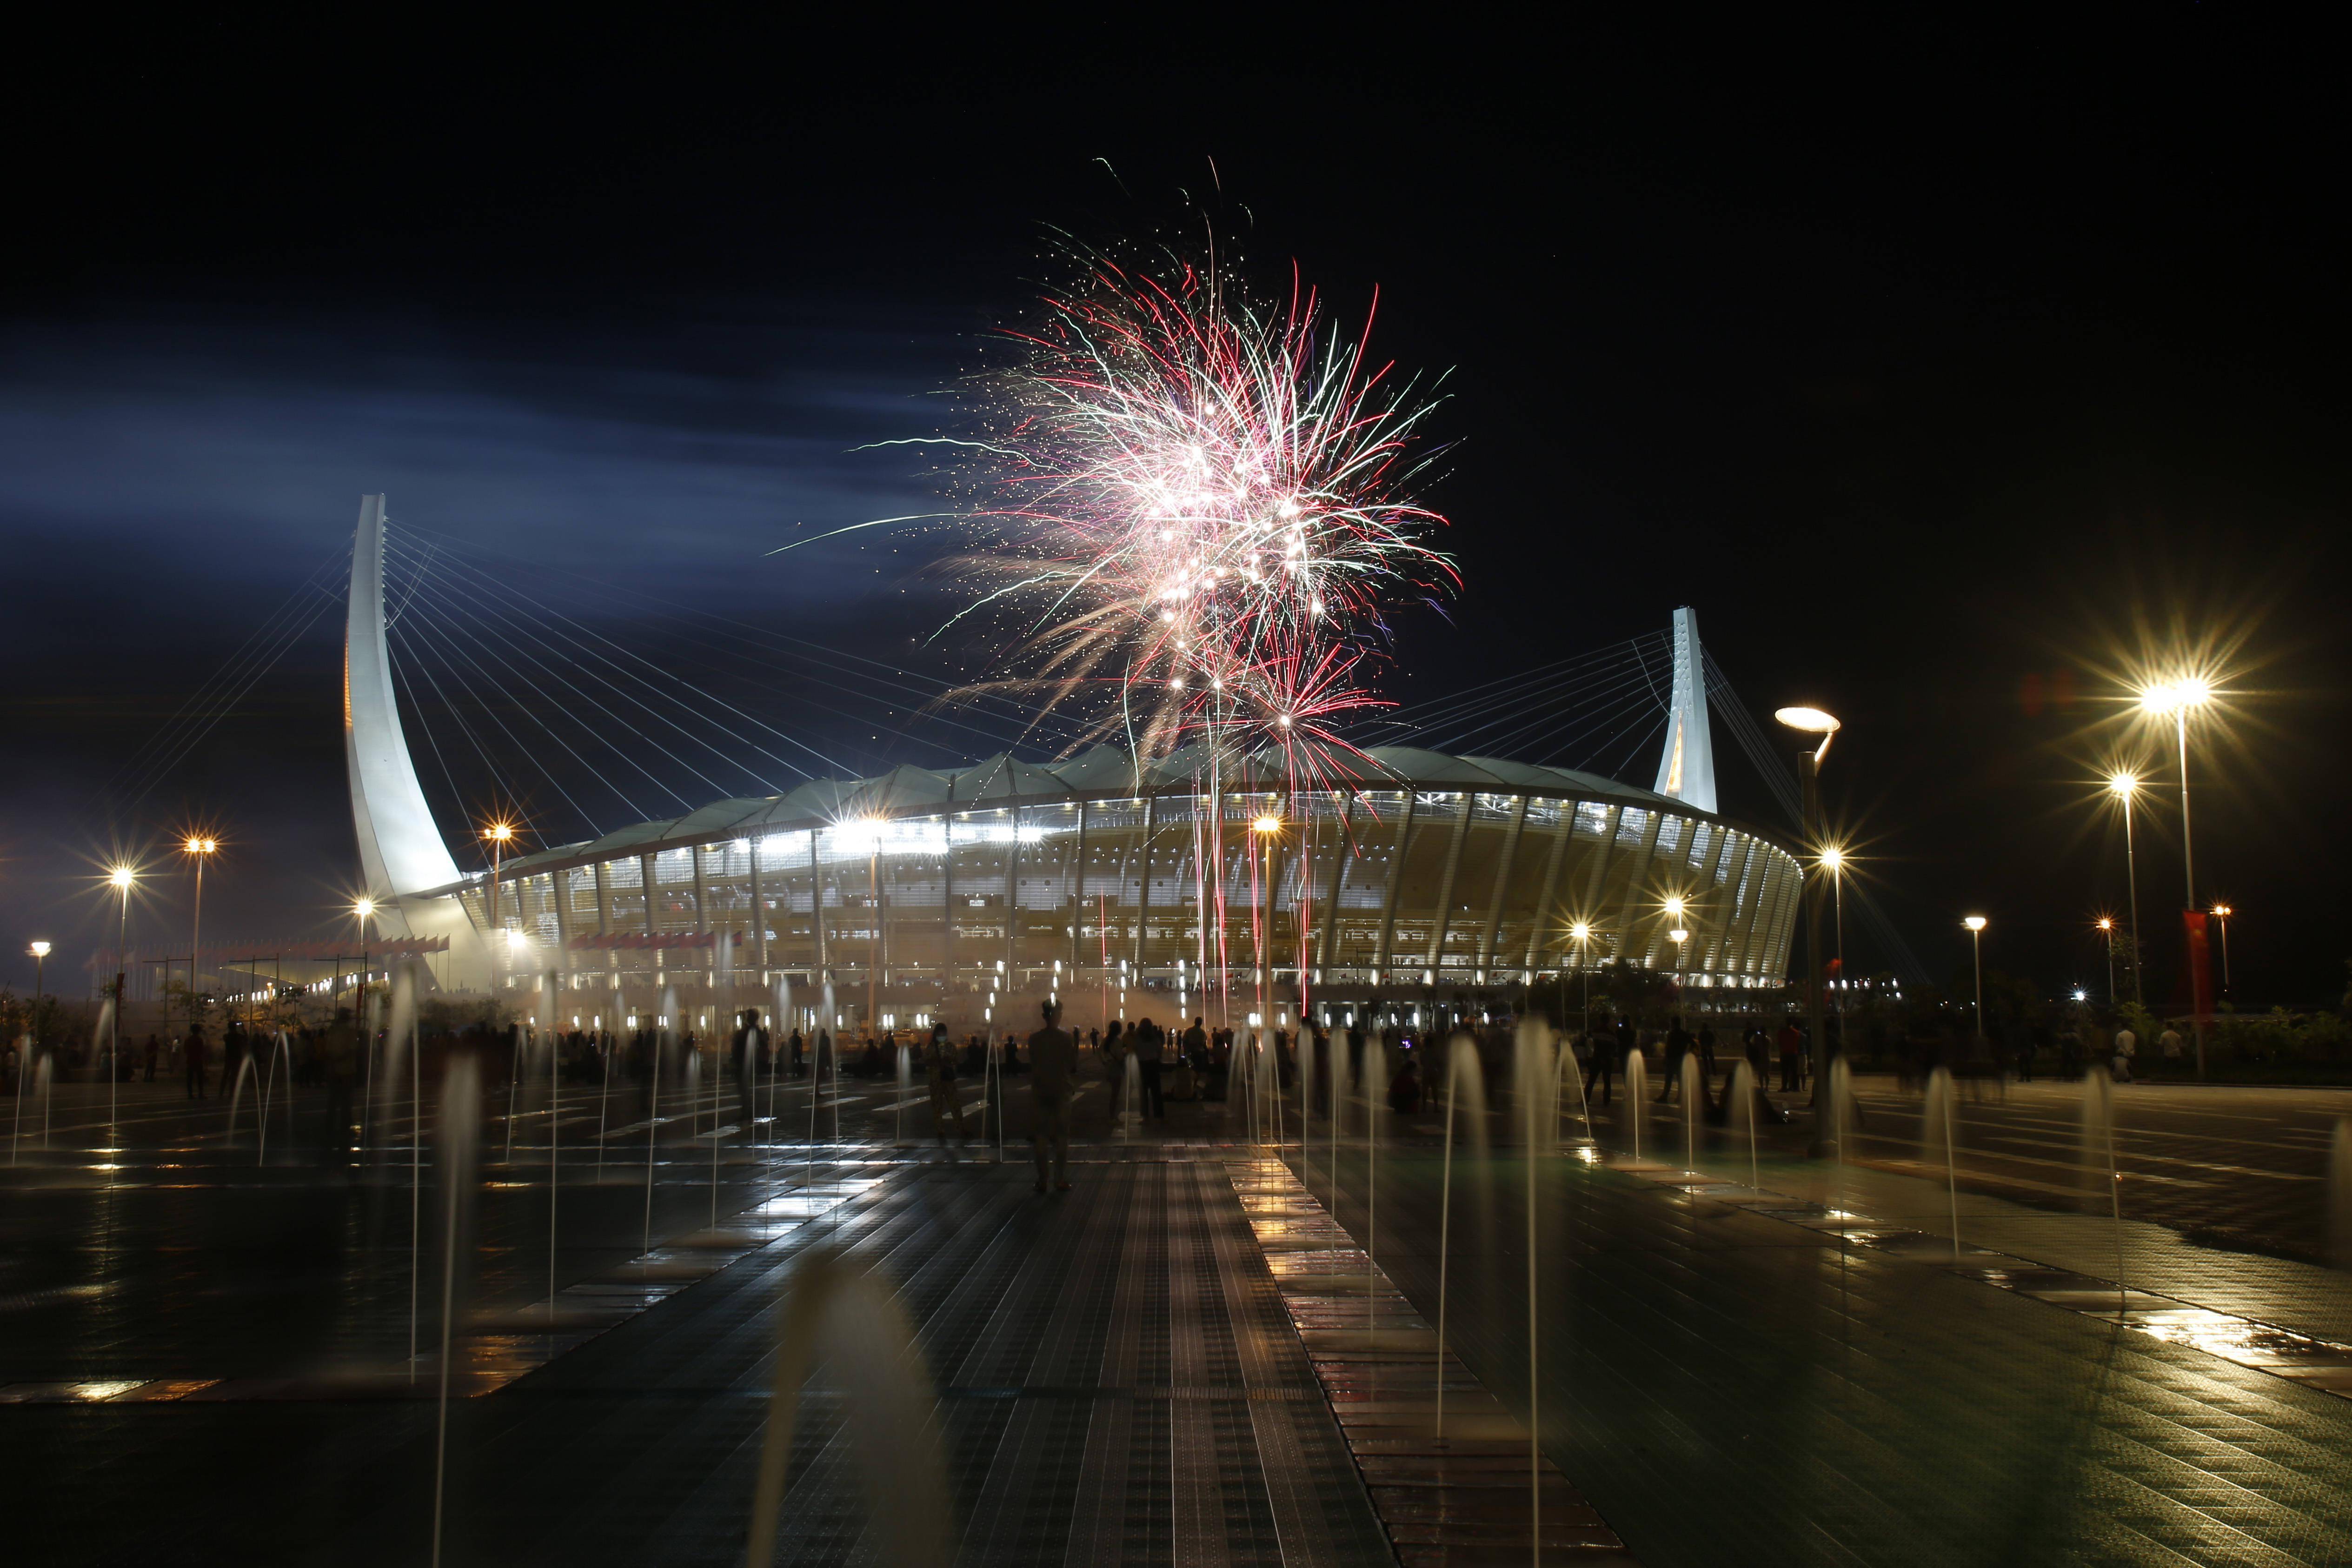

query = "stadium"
[[345, 499, 1803, 1028]]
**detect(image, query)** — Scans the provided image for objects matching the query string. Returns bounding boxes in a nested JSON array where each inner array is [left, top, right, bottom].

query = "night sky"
[[4, 16, 2344, 1007]]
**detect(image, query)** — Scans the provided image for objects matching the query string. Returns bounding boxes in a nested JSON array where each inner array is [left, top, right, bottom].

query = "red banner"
[[2182, 909, 2213, 1023]]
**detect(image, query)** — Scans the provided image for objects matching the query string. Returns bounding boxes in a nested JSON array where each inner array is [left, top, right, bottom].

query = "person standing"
[[142, 1032, 159, 1083], [2159, 1024, 2184, 1065], [184, 1025, 210, 1099], [1137, 1017, 1169, 1119], [2112, 1023, 2137, 1083], [1583, 1014, 1615, 1106], [1776, 1017, 1804, 1093], [1027, 999, 1077, 1193], [925, 1021, 967, 1147], [1660, 1016, 1693, 1102]]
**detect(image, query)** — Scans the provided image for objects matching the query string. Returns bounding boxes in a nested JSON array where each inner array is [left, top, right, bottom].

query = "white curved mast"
[[345, 495, 487, 985]]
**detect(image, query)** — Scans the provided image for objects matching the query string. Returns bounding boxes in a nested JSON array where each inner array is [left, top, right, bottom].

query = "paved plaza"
[[7, 1065, 2352, 1565]]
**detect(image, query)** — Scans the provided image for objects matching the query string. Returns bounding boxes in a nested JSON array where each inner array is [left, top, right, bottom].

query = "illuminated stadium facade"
[[345, 499, 1803, 1023]]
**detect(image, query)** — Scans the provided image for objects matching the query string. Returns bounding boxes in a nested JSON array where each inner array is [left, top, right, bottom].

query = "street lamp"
[[107, 865, 136, 1148], [182, 837, 217, 1037], [2095, 917, 2116, 1008], [483, 821, 515, 990], [2106, 773, 2144, 1009], [1251, 814, 1282, 1030], [2210, 903, 2233, 998], [353, 898, 376, 1009], [27, 940, 50, 1053], [1819, 845, 1847, 1032], [1775, 705, 1840, 1129], [1962, 916, 1987, 1049], [2139, 679, 2213, 1074], [1569, 921, 1593, 1043]]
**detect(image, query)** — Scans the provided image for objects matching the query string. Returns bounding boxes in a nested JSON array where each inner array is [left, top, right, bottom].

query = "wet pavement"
[[8, 1067, 2352, 1565]]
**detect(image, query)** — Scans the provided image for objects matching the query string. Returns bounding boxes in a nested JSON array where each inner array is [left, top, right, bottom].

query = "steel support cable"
[[385, 598, 621, 837], [384, 597, 512, 813], [1417, 664, 1667, 756], [1383, 631, 1664, 721], [1483, 680, 1673, 768], [391, 521, 1091, 745], [111, 586, 345, 817], [387, 619, 476, 838], [384, 548, 746, 796], [383, 560, 722, 813], [386, 536, 847, 780], [386, 539, 817, 796], [390, 533, 1067, 779], [383, 578, 662, 831], [1515, 690, 1672, 774], [1371, 636, 1665, 739], [386, 531, 971, 771], [107, 551, 346, 805]]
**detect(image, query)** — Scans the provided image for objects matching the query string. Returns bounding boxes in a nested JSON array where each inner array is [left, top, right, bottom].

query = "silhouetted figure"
[[184, 1026, 210, 1099], [1028, 1000, 1076, 1193]]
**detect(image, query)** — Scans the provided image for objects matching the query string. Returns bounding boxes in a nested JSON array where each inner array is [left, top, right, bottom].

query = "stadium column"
[[1691, 827, 1736, 977], [940, 814, 956, 998], [1128, 794, 1157, 975], [1616, 811, 1667, 963], [1744, 853, 1797, 988], [551, 870, 574, 988], [1422, 793, 1476, 984], [1067, 801, 1089, 987], [1521, 799, 1576, 979], [1316, 791, 1357, 980], [1701, 836, 1755, 975], [691, 844, 712, 993], [1575, 805, 1624, 957], [808, 830, 828, 983], [1261, 793, 1296, 995], [1371, 791, 1418, 986], [1003, 808, 1021, 983], [748, 835, 768, 978], [593, 858, 613, 1009], [1476, 793, 1531, 983]]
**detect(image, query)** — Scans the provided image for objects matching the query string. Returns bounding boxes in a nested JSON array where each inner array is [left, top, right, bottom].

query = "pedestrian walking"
[[1027, 1000, 1076, 1193]]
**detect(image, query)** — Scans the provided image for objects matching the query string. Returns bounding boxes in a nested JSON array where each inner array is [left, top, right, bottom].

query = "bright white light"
[[1963, 915, 1987, 932], [1774, 706, 1841, 734]]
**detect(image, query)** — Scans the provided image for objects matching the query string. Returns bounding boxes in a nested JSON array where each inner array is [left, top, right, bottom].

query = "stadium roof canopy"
[[425, 740, 1736, 896]]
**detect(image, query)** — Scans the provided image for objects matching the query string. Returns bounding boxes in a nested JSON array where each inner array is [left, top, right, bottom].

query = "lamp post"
[[2095, 917, 2117, 1008], [2139, 680, 2212, 1075], [108, 865, 135, 1148], [1569, 922, 1593, 1044], [1820, 845, 1847, 1040], [1774, 704, 1840, 1140], [353, 899, 375, 1007], [2106, 773, 2145, 1009], [2210, 904, 2233, 999], [1252, 814, 1282, 1036], [182, 837, 216, 1037], [27, 940, 50, 1052], [484, 821, 515, 993], [1963, 916, 1987, 1048]]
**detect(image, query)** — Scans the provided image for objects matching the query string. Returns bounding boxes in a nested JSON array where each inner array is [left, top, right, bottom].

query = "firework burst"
[[946, 236, 1457, 776]]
